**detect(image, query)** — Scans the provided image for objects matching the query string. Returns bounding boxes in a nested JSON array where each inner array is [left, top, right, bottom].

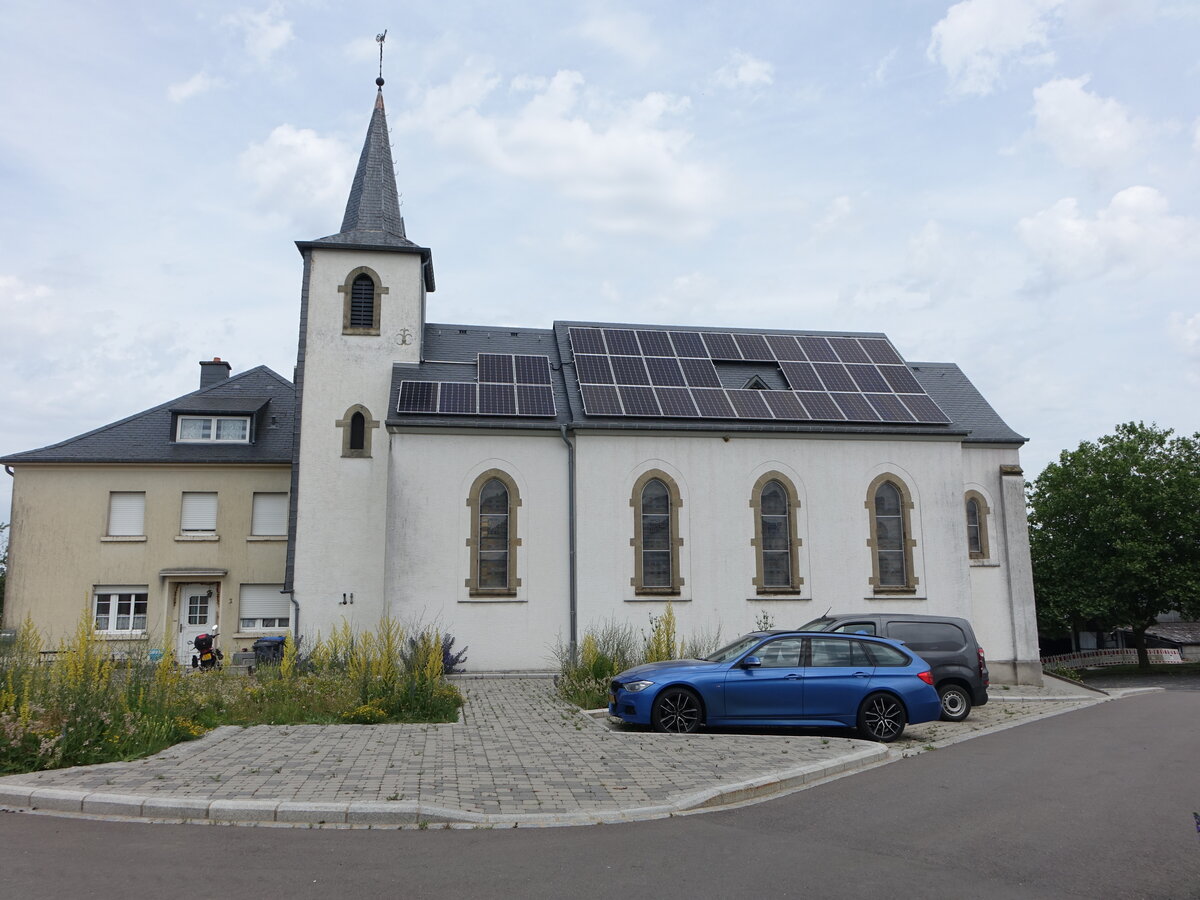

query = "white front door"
[[177, 583, 218, 664]]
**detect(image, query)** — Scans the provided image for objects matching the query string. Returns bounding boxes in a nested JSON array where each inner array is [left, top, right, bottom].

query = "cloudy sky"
[[2, 0, 1199, 525]]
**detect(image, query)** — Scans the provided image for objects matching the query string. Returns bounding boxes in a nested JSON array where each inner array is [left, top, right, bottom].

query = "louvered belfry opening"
[[349, 273, 375, 329]]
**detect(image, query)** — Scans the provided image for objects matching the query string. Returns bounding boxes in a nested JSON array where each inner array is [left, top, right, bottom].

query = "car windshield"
[[703, 634, 765, 663], [798, 617, 835, 631]]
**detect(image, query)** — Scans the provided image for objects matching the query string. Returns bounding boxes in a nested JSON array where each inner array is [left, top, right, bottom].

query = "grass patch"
[[0, 615, 463, 774]]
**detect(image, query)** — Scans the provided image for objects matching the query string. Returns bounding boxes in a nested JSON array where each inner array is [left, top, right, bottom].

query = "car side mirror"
[[741, 656, 762, 668]]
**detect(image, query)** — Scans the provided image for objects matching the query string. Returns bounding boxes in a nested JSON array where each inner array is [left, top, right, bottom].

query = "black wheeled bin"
[[252, 635, 287, 664]]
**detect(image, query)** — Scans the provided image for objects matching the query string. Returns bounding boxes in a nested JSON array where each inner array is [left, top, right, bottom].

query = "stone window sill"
[[101, 535, 146, 543], [969, 559, 1000, 568], [176, 534, 219, 542], [247, 535, 288, 542]]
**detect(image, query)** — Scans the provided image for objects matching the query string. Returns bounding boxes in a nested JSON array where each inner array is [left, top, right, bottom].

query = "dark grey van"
[[800, 614, 988, 721]]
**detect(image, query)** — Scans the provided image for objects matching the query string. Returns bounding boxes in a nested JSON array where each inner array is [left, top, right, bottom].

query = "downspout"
[[288, 591, 300, 646], [559, 425, 578, 658]]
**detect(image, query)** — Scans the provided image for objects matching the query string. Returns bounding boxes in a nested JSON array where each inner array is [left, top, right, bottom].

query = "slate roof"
[[298, 89, 435, 291], [1, 366, 294, 465], [386, 321, 1026, 444], [1143, 623, 1200, 645]]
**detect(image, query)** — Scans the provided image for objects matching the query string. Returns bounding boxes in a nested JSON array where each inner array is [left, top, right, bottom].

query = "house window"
[[465, 470, 521, 596], [750, 474, 802, 592], [251, 493, 288, 536], [180, 492, 218, 533], [94, 586, 148, 633], [238, 584, 289, 631], [176, 416, 250, 443], [107, 492, 145, 536], [964, 491, 991, 560], [337, 404, 378, 458], [631, 470, 683, 595], [866, 475, 918, 592], [339, 266, 387, 335]]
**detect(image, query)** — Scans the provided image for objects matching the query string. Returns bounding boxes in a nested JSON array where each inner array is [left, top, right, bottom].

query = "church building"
[[2, 82, 1041, 684]]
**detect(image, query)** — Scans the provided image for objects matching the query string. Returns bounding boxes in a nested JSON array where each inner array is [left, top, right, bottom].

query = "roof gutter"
[[559, 425, 578, 658]]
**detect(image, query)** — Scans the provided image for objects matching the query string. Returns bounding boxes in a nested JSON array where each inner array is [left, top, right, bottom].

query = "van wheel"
[[938, 684, 972, 722]]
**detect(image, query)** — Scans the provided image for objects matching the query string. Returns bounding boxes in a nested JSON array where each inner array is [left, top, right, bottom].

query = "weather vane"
[[376, 30, 387, 87]]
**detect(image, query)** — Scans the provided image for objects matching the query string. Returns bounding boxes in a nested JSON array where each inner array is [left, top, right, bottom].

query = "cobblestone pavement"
[[0, 677, 1106, 827]]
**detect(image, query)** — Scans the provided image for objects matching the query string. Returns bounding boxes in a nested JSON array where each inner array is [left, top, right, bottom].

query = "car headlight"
[[622, 680, 654, 693]]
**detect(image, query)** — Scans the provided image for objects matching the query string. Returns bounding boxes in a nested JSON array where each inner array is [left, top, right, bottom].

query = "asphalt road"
[[2, 692, 1197, 900]]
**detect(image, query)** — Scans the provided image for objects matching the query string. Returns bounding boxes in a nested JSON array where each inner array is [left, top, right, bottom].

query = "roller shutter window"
[[108, 492, 145, 536], [251, 493, 288, 536], [239, 584, 289, 630], [180, 492, 218, 533]]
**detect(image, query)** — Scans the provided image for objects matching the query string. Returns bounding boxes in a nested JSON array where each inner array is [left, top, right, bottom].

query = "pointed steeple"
[[311, 87, 415, 249]]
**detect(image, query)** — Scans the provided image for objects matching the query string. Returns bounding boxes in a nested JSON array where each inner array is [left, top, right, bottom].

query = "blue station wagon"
[[608, 630, 941, 742]]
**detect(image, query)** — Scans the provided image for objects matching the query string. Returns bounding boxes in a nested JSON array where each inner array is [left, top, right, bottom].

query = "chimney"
[[199, 358, 231, 389]]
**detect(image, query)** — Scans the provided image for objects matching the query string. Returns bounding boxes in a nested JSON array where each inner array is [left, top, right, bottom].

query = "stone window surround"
[[749, 471, 804, 595], [337, 404, 379, 459], [464, 468, 522, 598], [338, 265, 388, 335], [630, 469, 684, 596], [864, 473, 919, 594]]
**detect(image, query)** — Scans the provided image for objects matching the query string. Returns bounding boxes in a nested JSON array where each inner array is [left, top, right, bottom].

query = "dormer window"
[[177, 416, 251, 443]]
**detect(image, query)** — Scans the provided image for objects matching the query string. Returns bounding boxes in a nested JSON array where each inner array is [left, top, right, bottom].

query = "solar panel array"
[[568, 327, 950, 425], [397, 354, 557, 417]]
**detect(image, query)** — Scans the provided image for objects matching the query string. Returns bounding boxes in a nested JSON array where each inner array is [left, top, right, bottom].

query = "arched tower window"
[[338, 266, 388, 335], [466, 470, 521, 597], [631, 471, 683, 595], [865, 475, 918, 593], [750, 474, 802, 593], [336, 405, 378, 458]]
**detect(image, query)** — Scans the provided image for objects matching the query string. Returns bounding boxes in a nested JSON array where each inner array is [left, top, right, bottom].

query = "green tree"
[[1028, 422, 1200, 669]]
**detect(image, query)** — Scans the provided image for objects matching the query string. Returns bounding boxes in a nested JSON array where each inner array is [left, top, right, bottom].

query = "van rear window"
[[888, 622, 965, 652]]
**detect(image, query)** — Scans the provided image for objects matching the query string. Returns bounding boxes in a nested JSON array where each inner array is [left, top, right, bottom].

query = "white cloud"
[[167, 71, 224, 103], [1032, 76, 1146, 170], [238, 125, 355, 231], [928, 0, 1063, 95], [400, 67, 722, 238], [1017, 186, 1199, 283], [1170, 311, 1200, 357], [1193, 117, 1200, 152], [575, 8, 659, 64], [223, 3, 294, 67], [811, 196, 853, 236], [870, 48, 898, 86], [714, 51, 774, 89]]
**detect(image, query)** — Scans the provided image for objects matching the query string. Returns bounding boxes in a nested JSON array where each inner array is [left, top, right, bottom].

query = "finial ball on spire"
[[376, 77, 385, 87]]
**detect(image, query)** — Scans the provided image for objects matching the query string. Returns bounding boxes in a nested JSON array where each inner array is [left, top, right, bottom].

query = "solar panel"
[[439, 382, 477, 414], [397, 381, 438, 413], [691, 388, 736, 417], [602, 328, 641, 355], [779, 361, 824, 392], [680, 357, 722, 388], [637, 330, 675, 356], [829, 337, 871, 364], [669, 331, 708, 358], [514, 355, 552, 385], [645, 357, 687, 387], [879, 365, 923, 394], [832, 393, 881, 422], [727, 389, 772, 419], [580, 384, 623, 416], [796, 392, 845, 420], [733, 333, 774, 361], [765, 334, 806, 361], [609, 355, 651, 385], [618, 385, 661, 416], [797, 336, 837, 362], [860, 339, 904, 365], [866, 393, 916, 423], [655, 387, 700, 417], [815, 362, 857, 393], [569, 327, 606, 354], [702, 332, 742, 360], [575, 354, 614, 384], [847, 364, 890, 393], [516, 384, 556, 416], [900, 394, 952, 424], [479, 383, 517, 416], [477, 353, 515, 383], [763, 391, 810, 420]]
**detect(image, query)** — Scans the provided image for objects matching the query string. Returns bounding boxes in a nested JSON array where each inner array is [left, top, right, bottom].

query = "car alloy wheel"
[[651, 687, 702, 734], [938, 684, 972, 722], [858, 692, 906, 742]]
